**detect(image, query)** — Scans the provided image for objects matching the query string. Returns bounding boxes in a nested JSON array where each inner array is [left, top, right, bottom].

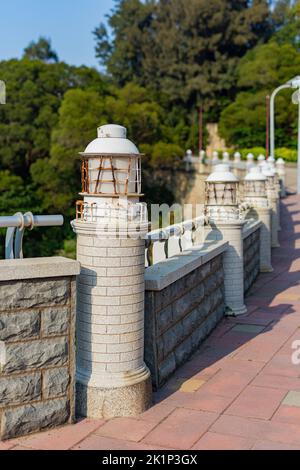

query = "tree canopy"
[[23, 37, 59, 63], [95, 0, 273, 117], [219, 2, 300, 149]]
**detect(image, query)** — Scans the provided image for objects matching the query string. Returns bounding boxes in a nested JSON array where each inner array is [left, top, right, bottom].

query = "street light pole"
[[270, 76, 300, 195], [298, 97, 300, 194], [270, 84, 290, 159]]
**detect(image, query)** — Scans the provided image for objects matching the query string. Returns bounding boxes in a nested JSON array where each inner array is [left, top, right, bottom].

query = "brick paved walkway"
[[2, 194, 300, 451]]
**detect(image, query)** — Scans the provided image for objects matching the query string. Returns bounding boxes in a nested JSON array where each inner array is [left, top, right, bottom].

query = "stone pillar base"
[[76, 371, 152, 419], [225, 304, 247, 317], [260, 266, 274, 273]]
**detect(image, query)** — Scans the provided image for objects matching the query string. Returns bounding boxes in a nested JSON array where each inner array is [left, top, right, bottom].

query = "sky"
[[0, 0, 115, 68]]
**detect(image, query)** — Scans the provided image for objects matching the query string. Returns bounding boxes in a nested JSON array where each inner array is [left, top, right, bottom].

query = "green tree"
[[31, 88, 108, 214], [219, 41, 300, 148], [23, 37, 59, 63], [95, 0, 272, 117], [0, 58, 106, 179], [0, 57, 108, 258], [274, 0, 300, 49]]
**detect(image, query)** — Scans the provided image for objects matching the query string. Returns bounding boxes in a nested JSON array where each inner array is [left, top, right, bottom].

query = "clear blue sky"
[[0, 0, 115, 68]]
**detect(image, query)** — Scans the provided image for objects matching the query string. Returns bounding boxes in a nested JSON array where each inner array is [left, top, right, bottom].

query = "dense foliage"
[[95, 0, 272, 119], [219, 1, 300, 149]]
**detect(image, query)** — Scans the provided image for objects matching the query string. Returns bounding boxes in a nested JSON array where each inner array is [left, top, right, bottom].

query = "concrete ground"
[[1, 170, 300, 451]]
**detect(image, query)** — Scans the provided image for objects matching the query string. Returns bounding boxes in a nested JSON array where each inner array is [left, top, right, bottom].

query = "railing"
[[145, 216, 207, 267], [0, 212, 64, 259]]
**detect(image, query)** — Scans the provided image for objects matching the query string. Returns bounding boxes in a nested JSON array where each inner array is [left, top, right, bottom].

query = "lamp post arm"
[[270, 84, 291, 158]]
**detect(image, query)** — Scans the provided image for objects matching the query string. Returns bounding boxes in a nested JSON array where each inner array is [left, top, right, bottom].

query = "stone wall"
[[243, 225, 260, 294], [0, 257, 79, 440], [144, 242, 227, 389]]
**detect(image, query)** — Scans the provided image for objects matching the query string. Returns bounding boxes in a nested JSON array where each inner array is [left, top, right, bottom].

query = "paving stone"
[[192, 432, 254, 450], [73, 435, 170, 450], [251, 440, 300, 450], [95, 417, 156, 442], [179, 379, 206, 393], [282, 390, 300, 407], [142, 408, 218, 449], [272, 405, 300, 425], [231, 324, 265, 334], [12, 419, 105, 450], [224, 385, 287, 420]]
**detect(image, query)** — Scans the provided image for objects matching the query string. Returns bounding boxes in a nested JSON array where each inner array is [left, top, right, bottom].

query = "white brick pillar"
[[205, 164, 247, 316], [243, 167, 273, 273], [276, 158, 286, 198], [71, 124, 151, 419], [262, 163, 280, 248], [268, 156, 281, 230]]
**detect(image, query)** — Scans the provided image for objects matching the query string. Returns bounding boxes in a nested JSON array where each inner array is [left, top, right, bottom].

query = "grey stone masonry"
[[243, 226, 260, 294], [145, 247, 226, 389], [0, 257, 79, 440]]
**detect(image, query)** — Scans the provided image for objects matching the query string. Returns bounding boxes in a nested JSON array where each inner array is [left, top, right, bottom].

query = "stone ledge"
[[242, 220, 262, 239], [145, 241, 228, 291], [0, 257, 80, 282]]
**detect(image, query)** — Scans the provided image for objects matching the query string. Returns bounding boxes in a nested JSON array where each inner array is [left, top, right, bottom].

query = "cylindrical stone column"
[[243, 166, 273, 273], [276, 158, 286, 198], [72, 124, 151, 419], [262, 163, 280, 248], [268, 156, 281, 229], [205, 164, 247, 316], [256, 207, 273, 272]]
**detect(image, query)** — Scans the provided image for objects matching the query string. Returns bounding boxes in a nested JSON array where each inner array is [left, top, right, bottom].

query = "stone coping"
[[242, 219, 262, 239], [0, 256, 80, 282], [145, 241, 228, 291]]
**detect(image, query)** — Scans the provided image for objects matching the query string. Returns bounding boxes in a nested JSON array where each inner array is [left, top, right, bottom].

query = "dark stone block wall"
[[144, 254, 225, 389], [243, 228, 260, 294], [0, 277, 76, 440]]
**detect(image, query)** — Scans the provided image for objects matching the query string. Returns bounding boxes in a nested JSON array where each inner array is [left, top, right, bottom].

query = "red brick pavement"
[[4, 194, 300, 450]]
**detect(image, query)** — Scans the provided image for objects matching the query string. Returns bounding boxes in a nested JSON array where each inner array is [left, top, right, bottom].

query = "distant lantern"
[[184, 149, 193, 172], [234, 152, 241, 163], [257, 154, 266, 168], [267, 155, 276, 170], [233, 151, 244, 172], [261, 161, 275, 186], [276, 157, 286, 197], [205, 164, 239, 221], [222, 151, 230, 162], [212, 151, 219, 166], [246, 153, 255, 170], [244, 166, 268, 207]]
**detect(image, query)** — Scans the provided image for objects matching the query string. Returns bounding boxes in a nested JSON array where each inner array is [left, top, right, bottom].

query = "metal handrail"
[[1, 212, 64, 259]]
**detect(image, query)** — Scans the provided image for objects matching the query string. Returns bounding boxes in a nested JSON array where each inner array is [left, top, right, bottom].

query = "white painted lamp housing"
[[80, 124, 142, 196]]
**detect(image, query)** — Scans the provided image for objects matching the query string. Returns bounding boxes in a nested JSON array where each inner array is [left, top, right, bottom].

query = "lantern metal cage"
[[205, 181, 239, 207], [79, 153, 143, 197], [244, 180, 266, 198]]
